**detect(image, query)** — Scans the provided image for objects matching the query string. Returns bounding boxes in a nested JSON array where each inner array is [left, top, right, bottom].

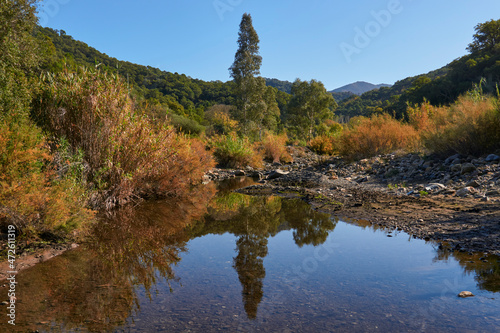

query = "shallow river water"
[[1, 178, 499, 332]]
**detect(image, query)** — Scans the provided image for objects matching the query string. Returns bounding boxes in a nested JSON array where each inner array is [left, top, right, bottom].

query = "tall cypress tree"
[[229, 13, 262, 83], [229, 13, 269, 137]]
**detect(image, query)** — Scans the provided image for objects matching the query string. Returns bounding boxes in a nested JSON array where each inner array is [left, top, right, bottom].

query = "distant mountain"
[[330, 81, 391, 95]]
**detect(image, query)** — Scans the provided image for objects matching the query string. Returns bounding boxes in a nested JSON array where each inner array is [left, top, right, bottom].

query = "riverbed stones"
[[451, 164, 462, 173]]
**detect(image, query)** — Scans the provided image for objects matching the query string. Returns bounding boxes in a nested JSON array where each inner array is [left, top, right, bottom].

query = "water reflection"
[[1, 179, 499, 332], [434, 247, 500, 293]]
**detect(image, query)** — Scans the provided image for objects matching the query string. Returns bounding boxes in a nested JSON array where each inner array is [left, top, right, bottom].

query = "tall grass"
[[408, 94, 500, 157], [33, 67, 214, 209], [339, 114, 420, 161], [0, 117, 93, 238]]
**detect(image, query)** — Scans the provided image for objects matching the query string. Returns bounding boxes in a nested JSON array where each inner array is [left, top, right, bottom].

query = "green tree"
[[0, 0, 40, 118], [467, 19, 500, 54], [286, 79, 337, 141], [229, 13, 273, 137]]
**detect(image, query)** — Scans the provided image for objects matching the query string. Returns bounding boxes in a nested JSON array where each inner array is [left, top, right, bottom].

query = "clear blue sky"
[[37, 0, 500, 90]]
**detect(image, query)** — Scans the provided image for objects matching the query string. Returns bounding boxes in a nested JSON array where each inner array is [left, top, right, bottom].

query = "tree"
[[229, 13, 271, 137], [286, 79, 337, 141], [0, 0, 41, 118], [467, 19, 500, 54]]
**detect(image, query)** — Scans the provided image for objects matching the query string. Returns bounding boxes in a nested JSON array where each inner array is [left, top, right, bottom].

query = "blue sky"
[[37, 0, 500, 90]]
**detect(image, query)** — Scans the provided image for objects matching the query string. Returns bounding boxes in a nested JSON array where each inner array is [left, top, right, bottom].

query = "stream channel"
[[1, 177, 499, 332]]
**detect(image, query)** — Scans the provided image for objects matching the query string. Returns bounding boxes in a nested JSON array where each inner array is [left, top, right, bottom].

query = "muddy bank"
[[0, 242, 78, 281], [231, 148, 500, 255]]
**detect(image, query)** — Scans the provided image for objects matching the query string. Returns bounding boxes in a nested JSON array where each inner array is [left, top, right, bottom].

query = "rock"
[[425, 183, 446, 192], [445, 154, 461, 164], [267, 169, 289, 180], [450, 164, 462, 173], [461, 163, 477, 174], [485, 154, 500, 162], [0, 301, 8, 305], [250, 171, 264, 180], [458, 291, 474, 298], [465, 180, 480, 188], [71, 243, 79, 249], [234, 170, 246, 176], [456, 187, 474, 197], [485, 189, 500, 197]]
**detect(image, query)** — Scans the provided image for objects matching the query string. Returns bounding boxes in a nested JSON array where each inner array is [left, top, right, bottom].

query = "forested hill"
[[38, 20, 500, 122], [336, 32, 500, 119], [38, 27, 293, 121]]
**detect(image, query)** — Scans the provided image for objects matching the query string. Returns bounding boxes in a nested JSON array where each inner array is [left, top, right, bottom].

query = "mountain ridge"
[[330, 81, 392, 95]]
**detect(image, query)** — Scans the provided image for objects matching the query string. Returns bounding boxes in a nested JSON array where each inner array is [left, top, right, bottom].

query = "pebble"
[[458, 291, 474, 298]]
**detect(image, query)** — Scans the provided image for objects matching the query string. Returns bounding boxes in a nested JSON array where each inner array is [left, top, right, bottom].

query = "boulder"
[[461, 163, 476, 174], [456, 187, 474, 197], [485, 154, 500, 162], [445, 154, 461, 164]]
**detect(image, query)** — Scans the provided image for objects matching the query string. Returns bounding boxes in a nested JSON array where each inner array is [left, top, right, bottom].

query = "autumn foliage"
[[339, 114, 420, 161], [33, 67, 214, 209]]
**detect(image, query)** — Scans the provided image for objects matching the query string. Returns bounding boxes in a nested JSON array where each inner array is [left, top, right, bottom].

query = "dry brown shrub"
[[339, 114, 419, 161], [408, 96, 500, 157]]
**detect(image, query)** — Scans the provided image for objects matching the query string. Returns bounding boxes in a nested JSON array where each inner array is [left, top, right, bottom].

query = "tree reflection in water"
[[200, 193, 338, 319]]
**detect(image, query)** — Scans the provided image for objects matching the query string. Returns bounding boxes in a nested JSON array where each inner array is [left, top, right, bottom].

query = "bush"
[[408, 95, 500, 157], [210, 133, 262, 168], [339, 114, 419, 161], [308, 135, 338, 155], [33, 67, 214, 209], [260, 132, 292, 163], [0, 117, 93, 239], [168, 113, 206, 137]]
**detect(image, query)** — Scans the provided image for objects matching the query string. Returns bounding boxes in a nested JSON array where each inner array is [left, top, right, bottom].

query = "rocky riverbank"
[[208, 147, 500, 255]]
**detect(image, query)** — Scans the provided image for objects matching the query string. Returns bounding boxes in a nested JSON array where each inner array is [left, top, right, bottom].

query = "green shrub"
[[210, 133, 262, 168], [168, 113, 205, 137]]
